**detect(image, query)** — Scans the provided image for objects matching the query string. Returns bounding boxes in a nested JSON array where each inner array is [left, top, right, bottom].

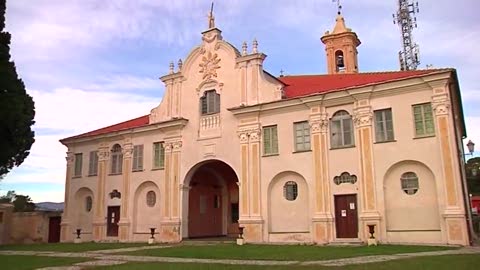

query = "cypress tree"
[[0, 0, 35, 176]]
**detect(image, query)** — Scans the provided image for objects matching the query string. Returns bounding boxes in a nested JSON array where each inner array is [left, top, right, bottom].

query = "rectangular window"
[[201, 90, 220, 115], [413, 103, 435, 137], [263, 125, 278, 155], [294, 121, 311, 152], [153, 142, 165, 169], [374, 109, 395, 142], [88, 151, 98, 176], [132, 145, 144, 171], [74, 153, 83, 177]]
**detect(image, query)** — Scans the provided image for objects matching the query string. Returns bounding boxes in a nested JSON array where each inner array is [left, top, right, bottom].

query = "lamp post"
[[466, 140, 475, 156]]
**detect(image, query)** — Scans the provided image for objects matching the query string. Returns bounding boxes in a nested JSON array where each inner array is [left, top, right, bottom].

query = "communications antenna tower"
[[393, 0, 420, 70]]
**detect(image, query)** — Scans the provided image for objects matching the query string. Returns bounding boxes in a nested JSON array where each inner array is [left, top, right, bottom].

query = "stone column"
[[309, 111, 334, 244], [432, 88, 469, 245], [353, 101, 381, 241], [159, 139, 182, 243], [93, 144, 109, 241], [118, 139, 133, 242], [238, 128, 264, 243], [60, 151, 74, 242]]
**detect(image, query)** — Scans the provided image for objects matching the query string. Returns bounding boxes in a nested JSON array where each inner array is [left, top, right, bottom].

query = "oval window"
[[283, 181, 298, 201], [85, 196, 92, 212], [146, 191, 156, 207], [401, 172, 419, 195]]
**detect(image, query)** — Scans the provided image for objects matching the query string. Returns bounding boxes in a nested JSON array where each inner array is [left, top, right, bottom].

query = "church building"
[[59, 9, 471, 245]]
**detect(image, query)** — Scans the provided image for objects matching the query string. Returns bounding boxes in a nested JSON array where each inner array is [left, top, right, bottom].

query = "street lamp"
[[466, 140, 475, 156]]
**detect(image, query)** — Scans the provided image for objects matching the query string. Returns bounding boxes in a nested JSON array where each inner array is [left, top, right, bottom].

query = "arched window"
[[283, 181, 298, 201], [200, 90, 220, 115], [330, 110, 354, 148], [146, 191, 156, 207], [335, 50, 345, 72], [110, 144, 123, 174], [85, 196, 92, 212], [401, 172, 419, 195]]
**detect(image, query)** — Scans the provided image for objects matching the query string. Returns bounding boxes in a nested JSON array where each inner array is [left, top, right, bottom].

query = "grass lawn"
[[94, 254, 480, 270], [122, 243, 455, 261], [1, 255, 90, 270], [0, 242, 149, 252]]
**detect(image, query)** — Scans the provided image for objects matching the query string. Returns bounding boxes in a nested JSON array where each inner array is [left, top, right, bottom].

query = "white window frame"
[[330, 110, 354, 148], [88, 151, 98, 176], [413, 103, 435, 137], [73, 153, 83, 177], [294, 121, 311, 152], [263, 125, 278, 156], [132, 145, 144, 172], [374, 108, 395, 142], [110, 144, 123, 175], [153, 142, 165, 170]]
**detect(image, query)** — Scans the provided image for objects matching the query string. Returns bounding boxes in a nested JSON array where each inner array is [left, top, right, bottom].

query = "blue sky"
[[1, 0, 479, 202]]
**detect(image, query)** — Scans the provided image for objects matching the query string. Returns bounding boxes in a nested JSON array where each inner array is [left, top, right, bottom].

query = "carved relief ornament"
[[309, 114, 329, 134], [237, 128, 261, 144], [353, 109, 373, 128], [199, 51, 221, 80], [432, 95, 451, 116], [165, 140, 183, 152], [66, 152, 75, 164]]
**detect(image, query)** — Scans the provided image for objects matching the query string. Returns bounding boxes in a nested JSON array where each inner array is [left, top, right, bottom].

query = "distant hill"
[[35, 202, 64, 211]]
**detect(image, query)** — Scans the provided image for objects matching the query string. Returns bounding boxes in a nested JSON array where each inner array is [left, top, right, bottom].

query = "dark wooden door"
[[107, 206, 120, 237], [334, 194, 358, 238], [48, 216, 61, 243]]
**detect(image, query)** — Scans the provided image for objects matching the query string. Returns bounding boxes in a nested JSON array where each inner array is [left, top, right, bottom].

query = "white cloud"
[[30, 87, 158, 134], [84, 75, 161, 92]]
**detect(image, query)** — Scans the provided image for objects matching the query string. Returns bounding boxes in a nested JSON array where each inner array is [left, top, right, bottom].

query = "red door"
[[334, 194, 358, 238], [107, 206, 120, 237], [188, 184, 223, 238], [48, 216, 61, 243]]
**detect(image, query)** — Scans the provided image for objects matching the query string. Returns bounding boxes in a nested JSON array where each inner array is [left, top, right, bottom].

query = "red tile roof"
[[62, 69, 452, 142], [61, 115, 150, 142], [279, 69, 447, 98]]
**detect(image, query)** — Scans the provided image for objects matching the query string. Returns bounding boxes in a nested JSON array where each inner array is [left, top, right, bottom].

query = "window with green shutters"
[[153, 142, 165, 169], [88, 151, 98, 176], [74, 153, 83, 177], [294, 121, 311, 152], [263, 125, 278, 155], [413, 103, 435, 137], [132, 145, 144, 171], [374, 109, 395, 142]]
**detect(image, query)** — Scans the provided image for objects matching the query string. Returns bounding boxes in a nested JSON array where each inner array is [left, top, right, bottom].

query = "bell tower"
[[321, 6, 361, 74]]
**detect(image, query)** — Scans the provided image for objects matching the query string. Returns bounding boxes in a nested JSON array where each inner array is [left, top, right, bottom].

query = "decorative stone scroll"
[[432, 93, 450, 116], [333, 172, 357, 185], [199, 51, 221, 80], [109, 189, 121, 199], [353, 107, 373, 128], [165, 140, 183, 152], [66, 152, 75, 164], [309, 113, 329, 134]]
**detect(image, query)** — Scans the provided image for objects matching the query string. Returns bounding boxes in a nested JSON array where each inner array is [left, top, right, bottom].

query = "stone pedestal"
[[148, 238, 155, 244], [159, 220, 181, 243], [367, 239, 377, 246], [239, 219, 263, 243], [74, 238, 82, 244], [118, 220, 131, 242], [312, 215, 334, 244], [236, 238, 245, 245]]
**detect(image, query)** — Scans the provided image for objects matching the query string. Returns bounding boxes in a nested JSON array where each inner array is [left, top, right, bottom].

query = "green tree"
[[12, 194, 35, 212], [0, 189, 15, 202], [0, 0, 35, 176], [466, 157, 480, 195]]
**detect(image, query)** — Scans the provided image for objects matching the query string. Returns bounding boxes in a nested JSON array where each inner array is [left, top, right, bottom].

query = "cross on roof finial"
[[280, 69, 284, 77], [333, 0, 342, 15], [208, 2, 215, 28]]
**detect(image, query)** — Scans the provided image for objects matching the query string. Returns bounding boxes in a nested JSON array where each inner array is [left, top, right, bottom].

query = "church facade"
[[59, 12, 471, 245]]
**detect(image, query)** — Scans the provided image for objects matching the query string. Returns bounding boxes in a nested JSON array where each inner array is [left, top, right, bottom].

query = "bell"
[[336, 55, 345, 68]]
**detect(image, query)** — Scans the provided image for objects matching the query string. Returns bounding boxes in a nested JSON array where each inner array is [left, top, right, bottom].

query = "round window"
[[283, 181, 298, 201], [146, 191, 156, 207]]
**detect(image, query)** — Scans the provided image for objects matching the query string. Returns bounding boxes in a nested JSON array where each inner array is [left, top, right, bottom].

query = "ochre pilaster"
[[160, 139, 182, 243], [353, 102, 381, 241], [237, 127, 264, 243], [432, 89, 468, 245], [118, 139, 133, 241], [60, 151, 74, 242], [93, 144, 109, 241], [309, 111, 334, 243]]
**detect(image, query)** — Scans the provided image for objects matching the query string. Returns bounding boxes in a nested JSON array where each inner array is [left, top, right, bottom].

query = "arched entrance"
[[185, 160, 239, 238]]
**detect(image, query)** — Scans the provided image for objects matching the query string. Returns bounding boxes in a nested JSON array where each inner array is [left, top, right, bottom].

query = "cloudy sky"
[[1, 0, 479, 202]]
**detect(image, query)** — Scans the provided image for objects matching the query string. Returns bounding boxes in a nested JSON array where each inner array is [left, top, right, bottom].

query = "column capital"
[[66, 151, 75, 165], [432, 94, 450, 116], [248, 128, 261, 143], [353, 106, 373, 128], [122, 143, 133, 159], [309, 113, 329, 134], [238, 128, 261, 144], [165, 139, 183, 152]]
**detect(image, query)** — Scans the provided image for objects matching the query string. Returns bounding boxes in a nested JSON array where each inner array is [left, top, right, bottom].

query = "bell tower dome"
[[321, 10, 361, 74]]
